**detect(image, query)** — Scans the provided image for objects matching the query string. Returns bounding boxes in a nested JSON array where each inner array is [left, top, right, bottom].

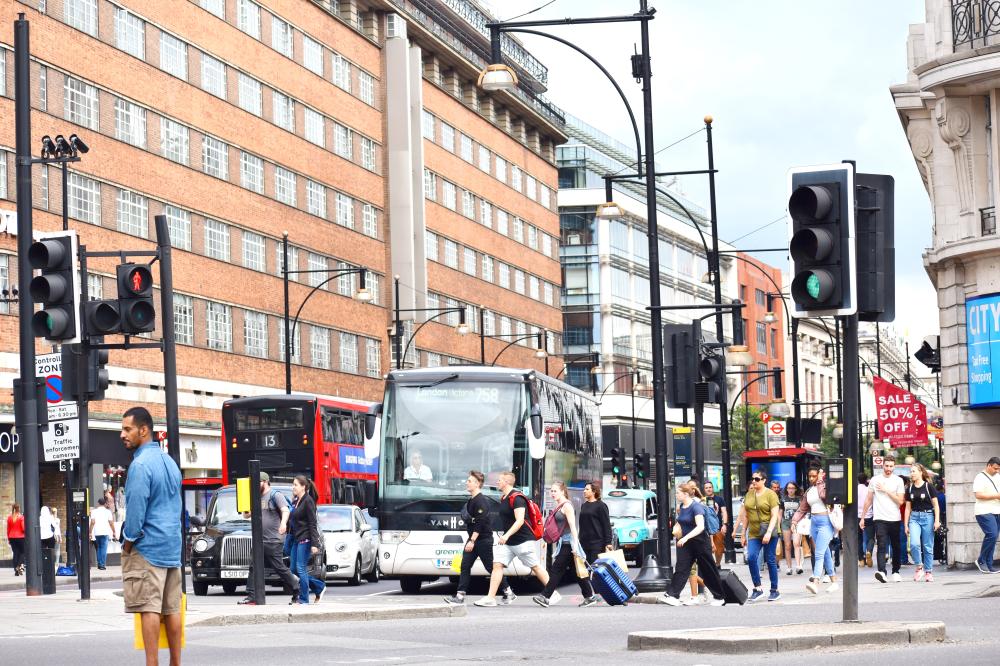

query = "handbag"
[[573, 554, 589, 579], [795, 515, 812, 536], [597, 548, 628, 573], [829, 505, 844, 532]]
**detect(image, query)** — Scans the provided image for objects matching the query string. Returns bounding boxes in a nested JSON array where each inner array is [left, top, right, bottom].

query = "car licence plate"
[[434, 559, 454, 569], [221, 570, 248, 579]]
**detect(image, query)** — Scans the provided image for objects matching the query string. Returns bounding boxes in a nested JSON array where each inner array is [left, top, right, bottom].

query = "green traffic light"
[[806, 273, 821, 300]]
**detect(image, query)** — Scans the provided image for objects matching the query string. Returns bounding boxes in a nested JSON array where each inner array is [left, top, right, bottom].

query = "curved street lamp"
[[490, 332, 546, 366], [399, 309, 469, 368]]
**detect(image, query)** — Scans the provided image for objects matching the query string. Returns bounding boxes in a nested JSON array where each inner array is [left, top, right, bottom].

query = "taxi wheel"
[[193, 581, 208, 596], [348, 557, 362, 586]]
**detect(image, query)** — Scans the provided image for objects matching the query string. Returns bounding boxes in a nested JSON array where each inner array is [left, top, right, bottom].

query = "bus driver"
[[404, 451, 434, 482]]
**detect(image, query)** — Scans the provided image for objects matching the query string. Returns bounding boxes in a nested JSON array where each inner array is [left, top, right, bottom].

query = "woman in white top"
[[791, 466, 838, 594]]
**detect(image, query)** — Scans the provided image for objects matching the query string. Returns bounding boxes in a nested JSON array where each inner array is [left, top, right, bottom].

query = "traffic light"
[[611, 447, 627, 485], [28, 231, 81, 342], [855, 173, 895, 322], [116, 263, 155, 334], [787, 164, 855, 317], [698, 350, 726, 404], [62, 342, 110, 402], [665, 324, 697, 409], [634, 452, 649, 489]]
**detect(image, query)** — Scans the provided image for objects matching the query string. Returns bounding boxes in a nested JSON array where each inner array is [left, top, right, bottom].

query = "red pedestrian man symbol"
[[132, 271, 143, 291]]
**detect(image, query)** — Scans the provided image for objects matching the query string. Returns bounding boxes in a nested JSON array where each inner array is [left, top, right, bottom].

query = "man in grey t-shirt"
[[239, 472, 299, 604]]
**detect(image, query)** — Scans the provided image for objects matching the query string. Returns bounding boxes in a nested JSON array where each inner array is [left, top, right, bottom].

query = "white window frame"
[[271, 17, 294, 58], [199, 0, 225, 20], [310, 326, 331, 369], [336, 193, 354, 229], [365, 338, 381, 377], [425, 232, 438, 261], [202, 135, 228, 179], [64, 77, 99, 130], [65, 0, 98, 37], [360, 137, 376, 170], [200, 54, 227, 98], [440, 123, 455, 152], [160, 118, 190, 165], [359, 71, 375, 106], [159, 33, 188, 81], [242, 230, 266, 271], [240, 152, 264, 193], [274, 167, 297, 206], [333, 53, 352, 92], [340, 333, 358, 374], [478, 145, 490, 172], [444, 240, 458, 268], [462, 191, 475, 219], [272, 91, 295, 132], [67, 173, 100, 224], [306, 180, 327, 219], [303, 108, 325, 147], [243, 311, 268, 358], [204, 219, 230, 261], [362, 204, 377, 238], [164, 205, 191, 250], [115, 9, 145, 60], [442, 180, 456, 211], [173, 293, 193, 344], [481, 255, 494, 282], [237, 0, 261, 39], [114, 98, 147, 148], [423, 170, 436, 201], [302, 36, 324, 76], [334, 123, 353, 159], [238, 74, 262, 116], [463, 247, 476, 276], [116, 189, 148, 238], [206, 302, 233, 351]]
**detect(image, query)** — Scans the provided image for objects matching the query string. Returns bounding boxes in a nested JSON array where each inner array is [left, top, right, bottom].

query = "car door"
[[354, 509, 372, 570]]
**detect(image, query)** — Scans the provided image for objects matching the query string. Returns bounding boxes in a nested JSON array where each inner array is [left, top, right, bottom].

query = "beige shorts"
[[122, 548, 182, 615]]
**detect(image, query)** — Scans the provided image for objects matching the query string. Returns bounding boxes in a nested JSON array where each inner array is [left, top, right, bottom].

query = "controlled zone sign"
[[35, 352, 79, 461], [967, 293, 1000, 408]]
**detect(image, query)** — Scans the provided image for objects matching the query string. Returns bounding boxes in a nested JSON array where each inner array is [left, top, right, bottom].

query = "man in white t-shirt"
[[973, 456, 1000, 573], [861, 457, 905, 583], [857, 474, 875, 568], [90, 498, 117, 570], [403, 451, 433, 482]]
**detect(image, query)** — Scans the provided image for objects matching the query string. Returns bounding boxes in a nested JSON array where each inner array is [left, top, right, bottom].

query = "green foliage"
[[729, 404, 767, 457]]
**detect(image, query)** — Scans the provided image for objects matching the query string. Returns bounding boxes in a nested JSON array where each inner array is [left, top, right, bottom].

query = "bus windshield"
[[381, 381, 526, 505], [234, 406, 305, 431]]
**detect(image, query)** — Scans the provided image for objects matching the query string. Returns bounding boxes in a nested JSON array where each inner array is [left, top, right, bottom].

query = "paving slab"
[[627, 620, 947, 653]]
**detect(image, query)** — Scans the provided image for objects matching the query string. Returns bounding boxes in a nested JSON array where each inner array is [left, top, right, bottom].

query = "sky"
[[482, 0, 936, 366]]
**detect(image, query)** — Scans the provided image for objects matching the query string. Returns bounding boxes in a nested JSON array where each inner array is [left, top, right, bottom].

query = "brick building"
[[0, 0, 565, 560], [735, 252, 785, 406]]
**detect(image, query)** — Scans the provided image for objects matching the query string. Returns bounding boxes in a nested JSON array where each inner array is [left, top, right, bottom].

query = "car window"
[[317, 506, 353, 531]]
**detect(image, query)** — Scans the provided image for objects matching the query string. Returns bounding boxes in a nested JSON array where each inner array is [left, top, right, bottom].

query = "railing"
[[952, 0, 1000, 50], [982, 205, 997, 235]]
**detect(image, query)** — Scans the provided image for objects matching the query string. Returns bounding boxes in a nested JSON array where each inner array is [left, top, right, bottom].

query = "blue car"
[[604, 489, 658, 563]]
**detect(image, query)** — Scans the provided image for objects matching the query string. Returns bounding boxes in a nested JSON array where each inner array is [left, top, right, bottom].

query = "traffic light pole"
[[841, 312, 860, 622], [77, 248, 91, 600]]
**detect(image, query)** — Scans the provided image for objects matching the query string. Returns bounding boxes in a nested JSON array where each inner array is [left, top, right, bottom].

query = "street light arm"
[[597, 371, 639, 402], [400, 309, 464, 366], [490, 333, 543, 366], [289, 268, 364, 349], [554, 352, 599, 379], [729, 373, 773, 414]]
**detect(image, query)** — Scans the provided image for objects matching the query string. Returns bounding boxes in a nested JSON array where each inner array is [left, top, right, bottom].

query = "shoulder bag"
[[829, 504, 844, 532]]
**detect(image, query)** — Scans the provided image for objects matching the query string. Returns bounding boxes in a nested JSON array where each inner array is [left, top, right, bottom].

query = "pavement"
[[0, 563, 123, 591]]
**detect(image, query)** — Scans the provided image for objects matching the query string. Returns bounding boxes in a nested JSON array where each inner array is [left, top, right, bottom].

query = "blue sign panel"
[[966, 293, 1000, 408], [672, 430, 692, 478], [339, 446, 379, 475]]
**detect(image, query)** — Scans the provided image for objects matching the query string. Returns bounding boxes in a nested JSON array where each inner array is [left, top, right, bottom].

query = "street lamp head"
[[354, 287, 372, 302], [832, 422, 844, 441], [767, 399, 790, 419], [534, 348, 548, 359], [763, 311, 776, 324], [821, 355, 835, 368], [455, 322, 470, 336], [727, 344, 753, 368], [477, 63, 518, 91], [704, 115, 713, 125], [590, 365, 601, 375], [904, 455, 916, 465], [701, 271, 714, 284], [595, 201, 624, 220], [931, 460, 942, 471]]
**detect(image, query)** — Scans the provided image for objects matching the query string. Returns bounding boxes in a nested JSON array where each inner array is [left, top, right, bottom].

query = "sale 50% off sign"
[[873, 376, 928, 448]]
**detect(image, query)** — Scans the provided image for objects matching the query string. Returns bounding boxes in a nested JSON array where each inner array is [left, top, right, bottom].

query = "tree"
[[729, 404, 767, 458]]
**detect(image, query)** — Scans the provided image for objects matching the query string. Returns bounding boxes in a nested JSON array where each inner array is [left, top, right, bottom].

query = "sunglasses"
[[751, 477, 763, 482]]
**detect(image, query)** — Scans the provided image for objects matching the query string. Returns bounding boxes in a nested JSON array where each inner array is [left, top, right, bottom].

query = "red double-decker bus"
[[221, 394, 377, 505]]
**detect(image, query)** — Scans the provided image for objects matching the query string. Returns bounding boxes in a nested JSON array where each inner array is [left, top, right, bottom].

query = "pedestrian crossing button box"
[[824, 457, 852, 505]]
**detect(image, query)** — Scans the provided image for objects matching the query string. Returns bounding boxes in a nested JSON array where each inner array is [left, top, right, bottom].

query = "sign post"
[[766, 421, 787, 449]]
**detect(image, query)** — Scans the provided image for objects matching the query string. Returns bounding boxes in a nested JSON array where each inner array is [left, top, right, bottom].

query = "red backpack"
[[507, 491, 544, 540], [542, 501, 568, 544]]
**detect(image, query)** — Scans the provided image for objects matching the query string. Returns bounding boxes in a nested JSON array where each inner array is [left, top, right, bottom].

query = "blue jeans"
[[976, 513, 1000, 568], [746, 535, 779, 591], [292, 541, 324, 603], [908, 511, 934, 572], [810, 515, 835, 579], [94, 535, 109, 568]]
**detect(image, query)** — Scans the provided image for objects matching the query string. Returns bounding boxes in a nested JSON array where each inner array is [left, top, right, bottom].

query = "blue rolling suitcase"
[[590, 557, 638, 606]]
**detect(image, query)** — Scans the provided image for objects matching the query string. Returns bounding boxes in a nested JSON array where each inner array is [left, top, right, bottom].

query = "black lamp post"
[[489, 332, 547, 367], [393, 277, 469, 370], [281, 232, 370, 394]]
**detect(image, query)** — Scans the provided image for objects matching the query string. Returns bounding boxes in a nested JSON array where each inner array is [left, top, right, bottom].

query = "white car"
[[317, 504, 380, 585]]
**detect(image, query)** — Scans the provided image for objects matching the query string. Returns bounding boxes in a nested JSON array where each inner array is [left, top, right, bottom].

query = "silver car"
[[317, 504, 380, 585]]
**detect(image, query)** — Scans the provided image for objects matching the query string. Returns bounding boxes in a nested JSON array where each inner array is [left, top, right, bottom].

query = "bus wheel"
[[399, 578, 422, 594]]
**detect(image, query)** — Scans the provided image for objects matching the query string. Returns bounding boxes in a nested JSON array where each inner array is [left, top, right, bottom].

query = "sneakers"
[[796, 567, 803, 575], [748, 589, 764, 603], [657, 594, 682, 606], [805, 580, 818, 595], [892, 573, 902, 583], [865, 553, 873, 568], [237, 597, 257, 606], [548, 591, 562, 606], [821, 575, 831, 584], [875, 571, 887, 583], [500, 589, 517, 605], [531, 594, 550, 608], [827, 582, 840, 594], [925, 572, 934, 582], [785, 567, 793, 576], [914, 567, 924, 582], [444, 595, 465, 605], [314, 587, 325, 604], [767, 590, 781, 602], [709, 597, 726, 606], [578, 595, 600, 608], [682, 595, 704, 606], [473, 597, 498, 607], [288, 599, 303, 605]]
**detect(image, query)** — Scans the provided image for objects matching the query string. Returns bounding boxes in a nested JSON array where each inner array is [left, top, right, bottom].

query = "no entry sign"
[[873, 376, 927, 448]]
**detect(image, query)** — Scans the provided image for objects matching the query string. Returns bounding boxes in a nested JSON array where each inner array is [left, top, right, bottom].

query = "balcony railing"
[[982, 205, 997, 235], [952, 0, 1000, 51]]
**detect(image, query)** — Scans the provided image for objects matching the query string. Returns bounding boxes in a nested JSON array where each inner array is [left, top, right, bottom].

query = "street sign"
[[43, 419, 79, 462], [872, 455, 884, 469], [35, 352, 80, 462], [761, 412, 771, 423], [873, 376, 927, 448], [766, 420, 787, 449]]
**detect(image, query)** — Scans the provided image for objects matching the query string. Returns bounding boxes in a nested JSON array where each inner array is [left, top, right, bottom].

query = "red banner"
[[873, 376, 928, 448]]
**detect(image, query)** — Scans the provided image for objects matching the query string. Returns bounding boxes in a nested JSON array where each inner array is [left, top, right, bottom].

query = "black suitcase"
[[719, 568, 748, 605]]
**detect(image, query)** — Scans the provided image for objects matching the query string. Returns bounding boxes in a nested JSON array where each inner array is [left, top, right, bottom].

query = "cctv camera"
[[53, 134, 71, 156], [69, 134, 89, 154], [40, 135, 56, 158]]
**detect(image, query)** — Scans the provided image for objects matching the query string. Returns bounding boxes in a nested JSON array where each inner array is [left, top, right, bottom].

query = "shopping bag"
[[134, 593, 185, 650], [597, 549, 629, 573], [574, 555, 589, 579], [829, 505, 844, 532], [450, 553, 463, 574]]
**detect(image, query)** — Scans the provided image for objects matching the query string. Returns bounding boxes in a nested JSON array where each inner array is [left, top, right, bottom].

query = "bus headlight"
[[193, 538, 212, 553], [381, 530, 410, 544]]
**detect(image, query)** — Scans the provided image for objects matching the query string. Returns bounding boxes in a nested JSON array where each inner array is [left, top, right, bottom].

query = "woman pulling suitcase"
[[658, 481, 726, 606], [533, 481, 599, 608]]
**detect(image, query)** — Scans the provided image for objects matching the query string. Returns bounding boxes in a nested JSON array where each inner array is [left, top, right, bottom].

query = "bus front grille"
[[221, 535, 252, 567]]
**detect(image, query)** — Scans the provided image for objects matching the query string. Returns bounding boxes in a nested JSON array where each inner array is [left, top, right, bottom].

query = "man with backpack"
[[239, 472, 299, 605], [474, 471, 549, 607], [702, 481, 727, 565]]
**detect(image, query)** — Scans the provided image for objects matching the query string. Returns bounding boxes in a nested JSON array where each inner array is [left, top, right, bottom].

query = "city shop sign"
[[0, 427, 21, 463], [967, 293, 1000, 408]]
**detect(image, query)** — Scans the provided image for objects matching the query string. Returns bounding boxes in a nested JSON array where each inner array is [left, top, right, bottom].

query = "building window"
[[272, 91, 295, 131], [756, 322, 767, 355], [425, 232, 438, 261], [526, 175, 536, 201], [366, 339, 381, 377], [540, 185, 550, 209], [514, 270, 526, 295], [462, 191, 475, 219], [164, 205, 191, 250], [271, 17, 293, 57], [426, 352, 441, 367], [240, 152, 264, 193], [483, 310, 495, 336], [64, 77, 99, 130], [277, 244, 298, 280], [38, 66, 45, 111], [160, 118, 190, 165], [173, 293, 193, 344], [340, 333, 358, 373], [310, 326, 330, 369], [543, 282, 553, 305], [202, 135, 228, 179], [529, 275, 539, 300], [771, 328, 778, 358], [200, 54, 227, 98], [359, 71, 375, 105], [500, 315, 512, 336], [159, 33, 188, 80], [333, 53, 351, 92], [303, 108, 324, 147], [114, 99, 146, 148], [512, 217, 524, 243], [442, 181, 456, 211], [65, 0, 98, 37], [463, 248, 476, 276], [542, 234, 552, 257], [336, 261, 354, 296], [336, 193, 354, 229], [237, 0, 261, 39], [244, 311, 268, 358], [527, 225, 538, 250], [511, 166, 522, 192], [114, 9, 145, 59], [423, 169, 436, 201], [360, 137, 376, 170], [334, 123, 353, 159], [303, 36, 323, 76], [444, 240, 458, 269], [480, 200, 492, 228], [496, 210, 509, 236], [421, 110, 435, 141], [307, 253, 327, 287], [758, 363, 769, 395], [278, 324, 301, 363], [0, 255, 9, 315], [460, 134, 473, 162], [67, 173, 100, 224], [481, 255, 494, 282], [238, 74, 262, 116], [116, 189, 148, 238], [440, 123, 455, 152], [306, 180, 326, 219], [498, 262, 510, 289], [274, 167, 297, 206], [495, 156, 507, 183], [362, 204, 377, 238], [478, 145, 490, 172], [242, 231, 265, 271], [755, 288, 767, 306], [206, 302, 232, 351], [199, 0, 225, 19], [204, 219, 230, 261]]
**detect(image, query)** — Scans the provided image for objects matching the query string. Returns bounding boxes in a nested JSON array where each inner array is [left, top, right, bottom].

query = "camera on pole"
[[28, 231, 81, 342], [787, 164, 856, 317]]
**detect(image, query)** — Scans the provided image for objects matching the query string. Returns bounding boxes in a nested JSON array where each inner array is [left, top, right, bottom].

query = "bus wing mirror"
[[363, 404, 382, 460], [527, 405, 545, 460], [362, 480, 377, 512]]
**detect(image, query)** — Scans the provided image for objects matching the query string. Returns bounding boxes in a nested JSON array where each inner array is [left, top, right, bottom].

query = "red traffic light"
[[117, 263, 153, 297]]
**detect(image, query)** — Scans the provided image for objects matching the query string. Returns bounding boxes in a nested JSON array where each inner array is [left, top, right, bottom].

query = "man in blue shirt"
[[120, 407, 183, 665]]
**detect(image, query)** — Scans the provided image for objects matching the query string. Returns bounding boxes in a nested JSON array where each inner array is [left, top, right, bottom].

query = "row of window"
[[422, 169, 555, 259], [46, 65, 381, 239], [424, 291, 556, 353], [421, 109, 555, 211], [425, 231, 556, 307], [608, 219, 709, 280]]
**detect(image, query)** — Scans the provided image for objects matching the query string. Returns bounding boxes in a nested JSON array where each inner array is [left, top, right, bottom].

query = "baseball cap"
[[260, 471, 270, 482]]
